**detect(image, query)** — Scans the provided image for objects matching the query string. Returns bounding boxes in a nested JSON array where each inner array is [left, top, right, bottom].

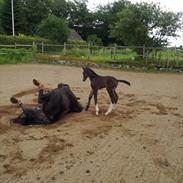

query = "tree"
[[110, 2, 182, 48], [0, 0, 4, 33], [36, 15, 69, 43], [49, 0, 68, 18], [93, 0, 130, 45], [1, 0, 26, 35], [22, 0, 51, 35], [67, 0, 94, 40]]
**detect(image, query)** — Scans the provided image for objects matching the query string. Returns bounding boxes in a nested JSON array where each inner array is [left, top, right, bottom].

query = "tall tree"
[[93, 0, 130, 45], [67, 0, 94, 40], [36, 14, 69, 43], [49, 0, 68, 18], [22, 0, 50, 35], [110, 2, 182, 47], [0, 0, 4, 33]]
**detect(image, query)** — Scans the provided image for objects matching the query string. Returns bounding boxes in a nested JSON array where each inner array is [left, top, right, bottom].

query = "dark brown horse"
[[10, 79, 83, 125], [82, 66, 130, 115]]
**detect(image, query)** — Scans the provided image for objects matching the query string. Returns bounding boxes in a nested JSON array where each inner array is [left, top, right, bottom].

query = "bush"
[[87, 35, 103, 46], [36, 15, 69, 44], [67, 39, 87, 45], [0, 48, 35, 64], [0, 34, 51, 45]]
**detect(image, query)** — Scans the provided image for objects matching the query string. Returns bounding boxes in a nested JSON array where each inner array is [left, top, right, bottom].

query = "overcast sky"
[[87, 0, 183, 46]]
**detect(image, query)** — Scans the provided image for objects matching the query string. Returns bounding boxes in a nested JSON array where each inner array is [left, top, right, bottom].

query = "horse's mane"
[[86, 67, 98, 76]]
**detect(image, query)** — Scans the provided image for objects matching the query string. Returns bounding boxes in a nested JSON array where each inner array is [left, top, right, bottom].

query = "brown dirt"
[[0, 64, 183, 183]]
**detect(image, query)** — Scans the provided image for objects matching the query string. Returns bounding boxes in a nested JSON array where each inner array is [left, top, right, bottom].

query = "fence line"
[[0, 43, 183, 69]]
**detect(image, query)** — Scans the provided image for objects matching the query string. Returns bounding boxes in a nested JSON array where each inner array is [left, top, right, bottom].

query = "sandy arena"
[[0, 64, 183, 183]]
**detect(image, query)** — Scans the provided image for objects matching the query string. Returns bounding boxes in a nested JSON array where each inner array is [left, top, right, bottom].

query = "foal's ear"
[[82, 66, 85, 70]]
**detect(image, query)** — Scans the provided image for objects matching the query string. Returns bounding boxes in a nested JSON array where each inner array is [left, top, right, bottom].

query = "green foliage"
[[49, 0, 68, 18], [110, 2, 182, 48], [67, 0, 95, 40], [0, 0, 4, 34], [94, 0, 130, 45], [22, 0, 51, 35], [87, 35, 103, 46], [1, 0, 27, 35], [67, 39, 87, 45], [0, 48, 35, 64], [0, 34, 51, 44], [36, 15, 69, 44], [0, 0, 182, 48]]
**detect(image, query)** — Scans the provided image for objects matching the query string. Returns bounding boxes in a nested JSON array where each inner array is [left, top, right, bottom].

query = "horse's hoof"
[[105, 112, 110, 116], [33, 79, 40, 86], [10, 97, 19, 104], [96, 112, 99, 116]]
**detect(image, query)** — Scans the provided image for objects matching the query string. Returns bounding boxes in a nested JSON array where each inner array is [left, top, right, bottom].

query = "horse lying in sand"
[[82, 66, 130, 115], [10, 79, 83, 125]]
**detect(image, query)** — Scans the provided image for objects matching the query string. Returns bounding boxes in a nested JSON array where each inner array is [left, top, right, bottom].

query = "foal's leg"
[[112, 89, 118, 104], [93, 90, 99, 115], [85, 90, 93, 111], [105, 88, 115, 115]]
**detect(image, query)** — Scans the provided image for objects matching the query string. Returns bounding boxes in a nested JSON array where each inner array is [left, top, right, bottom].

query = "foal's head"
[[82, 66, 98, 81], [82, 67, 89, 81]]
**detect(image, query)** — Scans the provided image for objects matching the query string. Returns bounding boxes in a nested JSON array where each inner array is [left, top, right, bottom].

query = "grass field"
[[1, 46, 183, 72]]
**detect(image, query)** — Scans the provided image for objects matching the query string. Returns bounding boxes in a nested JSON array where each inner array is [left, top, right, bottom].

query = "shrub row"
[[0, 34, 52, 45]]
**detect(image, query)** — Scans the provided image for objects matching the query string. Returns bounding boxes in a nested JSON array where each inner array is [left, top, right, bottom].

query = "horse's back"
[[104, 76, 118, 88]]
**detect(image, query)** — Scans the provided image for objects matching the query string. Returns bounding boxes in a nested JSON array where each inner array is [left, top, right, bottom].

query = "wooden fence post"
[[145, 50, 148, 66], [143, 45, 145, 59], [176, 48, 179, 66], [114, 43, 117, 60], [174, 46, 178, 65], [166, 49, 170, 71], [63, 42, 66, 55], [41, 42, 44, 54], [88, 43, 90, 61]]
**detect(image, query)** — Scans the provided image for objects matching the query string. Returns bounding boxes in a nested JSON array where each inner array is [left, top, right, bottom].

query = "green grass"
[[0, 48, 35, 64]]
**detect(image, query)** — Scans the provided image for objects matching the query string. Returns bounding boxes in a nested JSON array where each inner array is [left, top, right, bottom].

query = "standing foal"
[[82, 66, 130, 115]]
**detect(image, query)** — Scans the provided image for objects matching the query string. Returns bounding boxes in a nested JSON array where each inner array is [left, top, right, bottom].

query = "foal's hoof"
[[105, 112, 111, 116], [105, 112, 109, 116], [96, 111, 99, 116]]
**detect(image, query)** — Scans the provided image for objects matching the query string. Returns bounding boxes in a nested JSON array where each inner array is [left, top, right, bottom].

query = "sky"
[[87, 0, 183, 46]]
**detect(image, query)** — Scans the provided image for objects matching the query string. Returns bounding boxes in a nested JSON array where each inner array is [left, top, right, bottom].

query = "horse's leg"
[[112, 89, 118, 104], [85, 89, 93, 111], [93, 89, 99, 115], [105, 88, 115, 115]]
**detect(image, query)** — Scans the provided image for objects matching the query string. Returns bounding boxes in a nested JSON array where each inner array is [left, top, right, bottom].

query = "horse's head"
[[82, 66, 88, 81]]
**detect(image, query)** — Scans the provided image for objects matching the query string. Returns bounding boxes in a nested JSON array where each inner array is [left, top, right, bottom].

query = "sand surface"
[[0, 64, 183, 183]]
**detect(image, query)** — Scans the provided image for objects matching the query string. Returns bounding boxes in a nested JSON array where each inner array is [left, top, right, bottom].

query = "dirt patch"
[[0, 64, 183, 183], [13, 88, 38, 98]]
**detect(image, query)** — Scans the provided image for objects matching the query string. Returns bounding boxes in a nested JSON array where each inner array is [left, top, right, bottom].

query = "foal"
[[82, 66, 130, 115]]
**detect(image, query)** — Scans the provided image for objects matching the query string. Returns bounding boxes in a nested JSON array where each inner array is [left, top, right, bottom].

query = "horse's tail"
[[118, 80, 131, 86]]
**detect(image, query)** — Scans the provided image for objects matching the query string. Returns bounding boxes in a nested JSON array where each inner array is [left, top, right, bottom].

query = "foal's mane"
[[86, 67, 98, 77]]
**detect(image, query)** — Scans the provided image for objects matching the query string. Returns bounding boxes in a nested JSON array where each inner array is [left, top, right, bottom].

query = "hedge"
[[0, 34, 52, 45]]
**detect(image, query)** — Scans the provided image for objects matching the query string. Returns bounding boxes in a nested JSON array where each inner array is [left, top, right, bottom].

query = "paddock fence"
[[0, 43, 183, 71]]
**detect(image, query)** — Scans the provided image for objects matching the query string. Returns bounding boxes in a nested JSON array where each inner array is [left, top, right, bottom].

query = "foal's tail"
[[118, 80, 131, 86]]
